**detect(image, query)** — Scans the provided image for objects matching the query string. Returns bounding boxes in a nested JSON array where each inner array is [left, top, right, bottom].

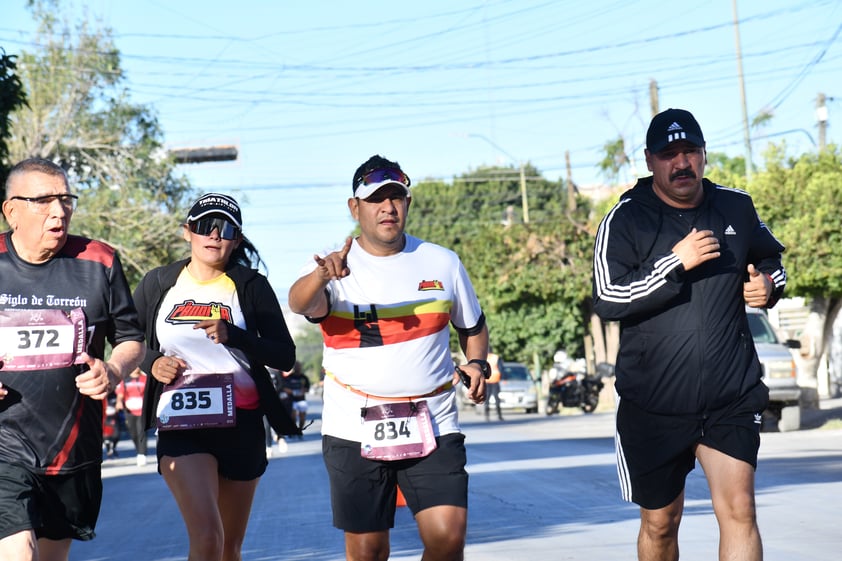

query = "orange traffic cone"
[[396, 485, 407, 507]]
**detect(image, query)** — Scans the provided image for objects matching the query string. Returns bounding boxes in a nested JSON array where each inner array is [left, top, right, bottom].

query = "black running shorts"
[[615, 395, 763, 510], [0, 462, 101, 541], [156, 408, 268, 481], [322, 432, 468, 533]]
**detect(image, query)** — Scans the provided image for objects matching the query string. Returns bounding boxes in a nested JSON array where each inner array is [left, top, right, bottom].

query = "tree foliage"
[[704, 143, 842, 299], [292, 323, 326, 383], [6, 0, 194, 286], [0, 49, 27, 186], [408, 165, 594, 368], [597, 136, 629, 184], [747, 144, 842, 298], [0, 48, 26, 184], [706, 151, 747, 181]]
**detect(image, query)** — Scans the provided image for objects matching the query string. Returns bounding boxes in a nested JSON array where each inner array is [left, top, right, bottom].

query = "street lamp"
[[465, 133, 529, 224], [170, 145, 238, 164]]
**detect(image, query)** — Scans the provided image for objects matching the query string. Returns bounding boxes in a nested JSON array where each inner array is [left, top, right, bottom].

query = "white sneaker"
[[266, 446, 273, 458], [276, 438, 288, 454], [136, 455, 147, 467]]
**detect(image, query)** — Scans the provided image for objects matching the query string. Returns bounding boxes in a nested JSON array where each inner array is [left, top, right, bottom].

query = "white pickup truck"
[[747, 306, 802, 431]]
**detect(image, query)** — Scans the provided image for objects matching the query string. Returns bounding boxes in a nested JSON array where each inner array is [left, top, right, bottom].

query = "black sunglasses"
[[187, 217, 240, 240]]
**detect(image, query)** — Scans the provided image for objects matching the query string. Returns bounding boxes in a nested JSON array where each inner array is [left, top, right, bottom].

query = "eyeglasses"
[[10, 194, 78, 214], [187, 217, 240, 240], [356, 168, 411, 189]]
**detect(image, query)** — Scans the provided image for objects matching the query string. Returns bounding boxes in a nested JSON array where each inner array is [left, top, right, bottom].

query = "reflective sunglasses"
[[187, 217, 240, 240], [10, 193, 78, 214], [356, 168, 411, 188]]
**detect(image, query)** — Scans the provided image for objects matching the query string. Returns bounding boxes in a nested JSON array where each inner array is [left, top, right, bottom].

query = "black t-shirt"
[[282, 374, 310, 402], [0, 232, 144, 474]]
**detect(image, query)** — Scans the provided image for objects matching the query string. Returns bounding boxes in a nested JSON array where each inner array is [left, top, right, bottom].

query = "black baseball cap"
[[186, 193, 242, 228], [646, 108, 706, 153]]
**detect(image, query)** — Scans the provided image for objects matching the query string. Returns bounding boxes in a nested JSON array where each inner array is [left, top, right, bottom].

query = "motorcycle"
[[546, 362, 613, 415]]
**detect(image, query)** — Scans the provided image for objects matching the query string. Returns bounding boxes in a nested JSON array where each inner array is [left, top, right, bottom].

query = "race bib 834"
[[360, 400, 437, 461]]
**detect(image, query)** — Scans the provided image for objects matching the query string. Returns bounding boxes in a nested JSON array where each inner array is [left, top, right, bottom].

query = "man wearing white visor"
[[289, 154, 490, 561]]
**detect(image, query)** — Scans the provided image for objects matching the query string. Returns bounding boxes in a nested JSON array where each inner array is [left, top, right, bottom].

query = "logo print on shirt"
[[354, 304, 383, 347], [165, 300, 233, 324], [725, 225, 737, 235], [418, 280, 444, 291]]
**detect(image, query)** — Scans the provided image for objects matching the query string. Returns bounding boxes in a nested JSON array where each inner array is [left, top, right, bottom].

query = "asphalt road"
[[69, 395, 842, 561]]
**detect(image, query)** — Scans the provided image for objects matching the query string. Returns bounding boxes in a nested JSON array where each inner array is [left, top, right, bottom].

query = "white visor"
[[354, 180, 411, 200]]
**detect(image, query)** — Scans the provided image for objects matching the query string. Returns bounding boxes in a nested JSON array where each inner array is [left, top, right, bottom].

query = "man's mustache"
[[670, 170, 696, 181]]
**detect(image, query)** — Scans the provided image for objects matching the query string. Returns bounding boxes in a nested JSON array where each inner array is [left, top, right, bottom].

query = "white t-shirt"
[[301, 235, 484, 441], [156, 268, 258, 408]]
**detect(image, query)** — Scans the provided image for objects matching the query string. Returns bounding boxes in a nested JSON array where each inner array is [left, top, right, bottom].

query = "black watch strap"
[[468, 359, 491, 379]]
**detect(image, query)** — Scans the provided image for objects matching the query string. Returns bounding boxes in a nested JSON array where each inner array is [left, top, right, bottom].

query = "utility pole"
[[649, 79, 659, 117], [733, 0, 753, 181], [816, 93, 828, 151], [519, 164, 529, 224], [565, 150, 576, 212]]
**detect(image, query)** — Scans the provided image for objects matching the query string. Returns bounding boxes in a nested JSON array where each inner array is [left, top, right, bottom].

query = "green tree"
[[597, 136, 630, 184], [706, 151, 747, 182], [408, 164, 594, 369], [746, 144, 842, 403], [7, 0, 193, 285], [293, 324, 326, 384], [0, 49, 27, 186]]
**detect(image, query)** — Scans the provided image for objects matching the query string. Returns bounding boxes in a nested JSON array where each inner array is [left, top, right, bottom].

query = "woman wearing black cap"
[[133, 193, 299, 561]]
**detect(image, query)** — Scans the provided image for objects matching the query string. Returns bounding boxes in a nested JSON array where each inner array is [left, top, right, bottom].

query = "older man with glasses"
[[0, 158, 144, 561]]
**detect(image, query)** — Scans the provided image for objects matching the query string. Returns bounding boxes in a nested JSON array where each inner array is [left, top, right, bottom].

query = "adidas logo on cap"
[[646, 109, 706, 153]]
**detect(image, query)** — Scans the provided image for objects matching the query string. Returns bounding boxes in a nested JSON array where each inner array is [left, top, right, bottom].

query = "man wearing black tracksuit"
[[593, 109, 786, 561]]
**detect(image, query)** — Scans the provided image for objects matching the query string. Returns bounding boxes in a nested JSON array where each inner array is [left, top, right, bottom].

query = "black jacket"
[[133, 259, 300, 435], [592, 177, 786, 415]]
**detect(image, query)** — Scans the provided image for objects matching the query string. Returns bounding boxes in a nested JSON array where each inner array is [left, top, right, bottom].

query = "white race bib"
[[157, 372, 236, 431], [360, 400, 437, 461], [0, 308, 86, 371]]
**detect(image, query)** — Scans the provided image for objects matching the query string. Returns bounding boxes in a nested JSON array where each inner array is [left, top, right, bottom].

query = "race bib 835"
[[157, 372, 236, 431]]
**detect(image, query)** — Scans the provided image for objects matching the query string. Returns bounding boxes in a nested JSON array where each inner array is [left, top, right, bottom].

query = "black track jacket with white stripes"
[[592, 177, 786, 415]]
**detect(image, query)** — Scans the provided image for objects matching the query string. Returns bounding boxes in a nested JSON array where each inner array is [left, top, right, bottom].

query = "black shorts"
[[615, 395, 763, 510], [0, 462, 102, 541], [156, 408, 267, 481], [322, 432, 468, 533]]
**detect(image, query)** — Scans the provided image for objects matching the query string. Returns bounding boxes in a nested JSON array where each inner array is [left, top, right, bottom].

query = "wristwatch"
[[467, 359, 491, 379]]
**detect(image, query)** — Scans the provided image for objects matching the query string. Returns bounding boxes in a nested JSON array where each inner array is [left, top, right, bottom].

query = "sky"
[[2, 0, 841, 304]]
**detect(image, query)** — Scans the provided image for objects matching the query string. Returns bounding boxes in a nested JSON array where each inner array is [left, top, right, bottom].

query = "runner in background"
[[115, 367, 149, 466], [484, 350, 504, 421], [281, 361, 310, 438]]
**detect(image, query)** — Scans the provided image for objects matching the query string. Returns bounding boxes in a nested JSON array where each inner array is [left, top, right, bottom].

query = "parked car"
[[497, 362, 539, 413], [747, 306, 802, 431], [460, 361, 539, 414]]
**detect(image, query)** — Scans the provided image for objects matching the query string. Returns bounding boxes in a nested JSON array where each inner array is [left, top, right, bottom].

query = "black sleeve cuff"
[[453, 312, 486, 337]]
